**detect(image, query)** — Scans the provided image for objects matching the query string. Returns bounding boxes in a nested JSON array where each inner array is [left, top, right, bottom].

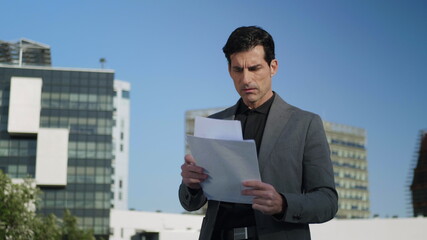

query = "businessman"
[[179, 26, 338, 240]]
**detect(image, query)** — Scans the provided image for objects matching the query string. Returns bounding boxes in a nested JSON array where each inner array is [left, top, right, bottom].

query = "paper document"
[[187, 117, 261, 204], [194, 116, 242, 140]]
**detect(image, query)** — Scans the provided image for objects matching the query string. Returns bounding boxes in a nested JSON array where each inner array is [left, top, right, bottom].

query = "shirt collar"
[[236, 92, 275, 115]]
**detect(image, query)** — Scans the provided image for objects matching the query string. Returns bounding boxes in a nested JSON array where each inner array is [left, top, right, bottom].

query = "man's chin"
[[241, 98, 259, 108]]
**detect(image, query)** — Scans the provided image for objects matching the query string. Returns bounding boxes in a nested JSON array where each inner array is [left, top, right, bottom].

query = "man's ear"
[[270, 59, 278, 77]]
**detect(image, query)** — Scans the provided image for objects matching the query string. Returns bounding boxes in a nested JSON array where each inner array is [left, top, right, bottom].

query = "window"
[[138, 232, 159, 240], [121, 90, 130, 99]]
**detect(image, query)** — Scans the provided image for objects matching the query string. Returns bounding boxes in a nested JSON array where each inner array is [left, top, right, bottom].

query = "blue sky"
[[2, 0, 426, 218]]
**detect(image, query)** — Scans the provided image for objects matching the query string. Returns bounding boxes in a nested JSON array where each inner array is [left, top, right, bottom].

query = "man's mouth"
[[243, 88, 256, 93]]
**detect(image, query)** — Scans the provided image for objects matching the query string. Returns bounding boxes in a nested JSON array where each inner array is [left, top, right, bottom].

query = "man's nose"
[[241, 69, 251, 84]]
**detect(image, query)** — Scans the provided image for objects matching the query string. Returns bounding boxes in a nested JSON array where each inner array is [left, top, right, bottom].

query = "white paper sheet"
[[194, 116, 242, 140], [187, 117, 261, 204]]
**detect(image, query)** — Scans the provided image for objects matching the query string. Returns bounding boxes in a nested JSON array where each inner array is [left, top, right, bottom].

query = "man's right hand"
[[181, 154, 208, 189]]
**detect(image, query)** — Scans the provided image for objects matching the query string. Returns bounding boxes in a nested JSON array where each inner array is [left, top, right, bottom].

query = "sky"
[[2, 0, 426, 218]]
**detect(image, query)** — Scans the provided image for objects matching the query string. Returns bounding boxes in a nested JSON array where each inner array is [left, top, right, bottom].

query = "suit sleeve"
[[179, 182, 207, 211], [279, 114, 338, 224]]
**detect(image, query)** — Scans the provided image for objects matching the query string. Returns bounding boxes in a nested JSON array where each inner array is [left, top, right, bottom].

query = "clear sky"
[[2, 0, 426, 218]]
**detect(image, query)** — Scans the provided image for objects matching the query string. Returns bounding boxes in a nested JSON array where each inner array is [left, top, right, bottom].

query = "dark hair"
[[222, 26, 275, 65]]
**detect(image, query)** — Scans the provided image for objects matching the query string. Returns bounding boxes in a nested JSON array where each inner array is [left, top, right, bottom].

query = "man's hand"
[[181, 154, 208, 190], [242, 180, 286, 215]]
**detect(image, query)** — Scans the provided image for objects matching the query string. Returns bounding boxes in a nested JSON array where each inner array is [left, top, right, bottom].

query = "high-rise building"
[[0, 38, 51, 66], [324, 121, 370, 219], [184, 108, 370, 219], [410, 130, 427, 217], [0, 38, 131, 238], [0, 64, 114, 237], [111, 80, 131, 210]]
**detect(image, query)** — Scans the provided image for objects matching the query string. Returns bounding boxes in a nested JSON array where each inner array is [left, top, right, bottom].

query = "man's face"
[[228, 45, 278, 109]]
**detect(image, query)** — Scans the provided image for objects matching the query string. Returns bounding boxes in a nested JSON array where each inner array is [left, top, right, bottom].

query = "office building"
[[0, 64, 114, 238], [410, 130, 427, 217], [184, 108, 370, 219], [0, 38, 131, 238], [324, 121, 370, 219]]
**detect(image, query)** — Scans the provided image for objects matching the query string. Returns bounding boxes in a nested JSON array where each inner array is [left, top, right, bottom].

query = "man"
[[179, 26, 338, 240]]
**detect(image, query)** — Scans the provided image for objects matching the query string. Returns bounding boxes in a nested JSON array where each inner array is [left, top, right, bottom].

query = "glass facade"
[[0, 65, 114, 238]]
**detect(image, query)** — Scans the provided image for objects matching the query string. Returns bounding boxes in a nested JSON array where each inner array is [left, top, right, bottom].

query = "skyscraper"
[[410, 130, 427, 217], [0, 38, 131, 238], [184, 108, 370, 219]]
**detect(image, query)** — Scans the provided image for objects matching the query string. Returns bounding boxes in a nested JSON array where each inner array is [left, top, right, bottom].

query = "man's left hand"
[[242, 180, 286, 215]]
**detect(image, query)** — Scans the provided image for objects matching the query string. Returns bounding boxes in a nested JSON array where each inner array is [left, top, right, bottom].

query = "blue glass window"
[[121, 90, 130, 99]]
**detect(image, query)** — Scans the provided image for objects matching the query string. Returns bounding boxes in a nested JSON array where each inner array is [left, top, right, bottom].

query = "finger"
[[252, 197, 274, 207], [183, 178, 202, 190], [183, 155, 205, 174], [242, 184, 276, 196], [242, 180, 272, 191], [184, 154, 196, 165], [242, 180, 262, 187], [181, 162, 205, 174], [181, 163, 208, 180], [181, 170, 207, 180], [241, 189, 266, 197], [184, 177, 203, 185], [252, 203, 272, 214], [182, 172, 206, 189]]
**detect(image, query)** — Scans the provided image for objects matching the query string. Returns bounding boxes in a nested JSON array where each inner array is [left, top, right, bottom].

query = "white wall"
[[35, 128, 69, 186], [8, 76, 42, 134], [112, 80, 131, 210], [310, 217, 427, 240], [110, 209, 427, 240], [110, 210, 202, 240]]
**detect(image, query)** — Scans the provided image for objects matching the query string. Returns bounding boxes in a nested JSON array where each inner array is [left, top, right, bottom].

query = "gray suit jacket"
[[179, 94, 338, 240]]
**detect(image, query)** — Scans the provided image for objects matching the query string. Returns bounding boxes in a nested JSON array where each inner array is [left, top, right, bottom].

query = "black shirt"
[[235, 93, 275, 154], [212, 93, 275, 235]]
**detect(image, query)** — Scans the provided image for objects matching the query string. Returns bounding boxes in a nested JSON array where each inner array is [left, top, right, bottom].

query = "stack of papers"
[[186, 116, 261, 204]]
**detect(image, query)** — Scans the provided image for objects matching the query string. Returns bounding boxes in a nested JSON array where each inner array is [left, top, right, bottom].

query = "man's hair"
[[222, 26, 275, 65]]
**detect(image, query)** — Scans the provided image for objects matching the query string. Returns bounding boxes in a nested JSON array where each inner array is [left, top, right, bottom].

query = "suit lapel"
[[212, 95, 294, 174], [210, 104, 237, 120], [258, 94, 294, 173]]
